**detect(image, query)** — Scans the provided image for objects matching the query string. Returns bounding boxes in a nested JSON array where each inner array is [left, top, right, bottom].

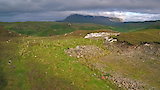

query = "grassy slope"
[[102, 54, 160, 89], [111, 23, 147, 32], [111, 21, 160, 32], [1, 21, 160, 35], [0, 26, 21, 41], [115, 29, 160, 45], [1, 21, 160, 89], [0, 25, 118, 90], [0, 22, 112, 36], [0, 31, 118, 90]]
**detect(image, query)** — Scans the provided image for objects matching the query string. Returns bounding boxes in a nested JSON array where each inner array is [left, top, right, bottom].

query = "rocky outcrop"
[[84, 32, 120, 43], [84, 32, 120, 38]]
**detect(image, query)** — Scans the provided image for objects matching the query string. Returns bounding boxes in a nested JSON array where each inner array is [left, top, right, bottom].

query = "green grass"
[[1, 21, 160, 89], [115, 29, 160, 45], [0, 22, 111, 36], [1, 20, 160, 34], [111, 21, 160, 32], [0, 36, 118, 90], [102, 56, 160, 89]]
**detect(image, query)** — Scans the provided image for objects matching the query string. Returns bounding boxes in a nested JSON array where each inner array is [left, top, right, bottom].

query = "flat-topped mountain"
[[59, 14, 123, 25]]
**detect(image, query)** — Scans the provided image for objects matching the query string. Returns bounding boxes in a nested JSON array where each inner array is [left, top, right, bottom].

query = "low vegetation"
[[0, 21, 160, 89], [0, 29, 118, 90], [0, 22, 112, 36], [115, 29, 160, 45]]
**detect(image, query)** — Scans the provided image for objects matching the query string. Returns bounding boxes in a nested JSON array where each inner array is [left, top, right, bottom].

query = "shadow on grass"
[[0, 62, 7, 90], [27, 62, 79, 90]]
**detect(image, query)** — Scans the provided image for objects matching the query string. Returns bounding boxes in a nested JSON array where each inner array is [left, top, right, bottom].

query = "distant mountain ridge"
[[58, 14, 160, 32], [58, 14, 123, 25]]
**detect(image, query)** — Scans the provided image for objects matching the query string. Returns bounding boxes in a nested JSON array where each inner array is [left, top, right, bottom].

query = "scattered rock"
[[107, 75, 145, 90], [144, 43, 150, 46], [66, 45, 106, 59], [8, 60, 12, 65], [68, 23, 72, 26], [106, 38, 118, 43]]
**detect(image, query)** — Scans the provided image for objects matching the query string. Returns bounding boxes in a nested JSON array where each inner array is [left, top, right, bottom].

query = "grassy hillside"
[[1, 21, 160, 35], [115, 29, 160, 45], [0, 22, 112, 36], [112, 20, 160, 32], [1, 21, 160, 89], [0, 26, 21, 41], [0, 27, 118, 89]]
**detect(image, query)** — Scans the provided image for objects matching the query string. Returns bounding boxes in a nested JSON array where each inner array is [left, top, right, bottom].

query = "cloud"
[[0, 0, 160, 13], [0, 0, 160, 21], [1, 10, 160, 22], [0, 11, 70, 22], [64, 11, 160, 21]]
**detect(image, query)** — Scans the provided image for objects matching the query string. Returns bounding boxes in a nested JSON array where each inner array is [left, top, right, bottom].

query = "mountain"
[[59, 14, 123, 25], [58, 14, 160, 32]]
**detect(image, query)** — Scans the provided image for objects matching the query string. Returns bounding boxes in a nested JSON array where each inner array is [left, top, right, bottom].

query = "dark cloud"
[[0, 0, 160, 21]]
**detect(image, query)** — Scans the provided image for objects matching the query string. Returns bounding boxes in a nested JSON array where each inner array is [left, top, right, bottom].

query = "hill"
[[0, 22, 112, 36], [59, 14, 160, 32], [0, 21, 160, 89], [58, 14, 123, 25], [112, 20, 160, 32], [0, 29, 119, 90], [115, 29, 160, 45]]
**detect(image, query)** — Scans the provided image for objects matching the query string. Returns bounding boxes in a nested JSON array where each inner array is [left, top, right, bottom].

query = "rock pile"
[[105, 37, 118, 43], [99, 72, 145, 89], [84, 32, 120, 43], [108, 75, 145, 90], [84, 32, 120, 38]]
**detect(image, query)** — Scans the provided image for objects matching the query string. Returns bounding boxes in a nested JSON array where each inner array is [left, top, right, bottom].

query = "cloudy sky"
[[0, 0, 160, 22]]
